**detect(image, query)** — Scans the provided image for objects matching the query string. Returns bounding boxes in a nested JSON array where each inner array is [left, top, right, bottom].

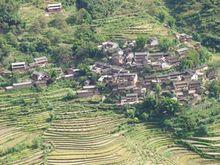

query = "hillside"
[[0, 0, 220, 164], [165, 0, 220, 51], [0, 88, 219, 164]]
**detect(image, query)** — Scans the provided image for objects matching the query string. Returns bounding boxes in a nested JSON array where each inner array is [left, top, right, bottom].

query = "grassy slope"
[[3, 0, 172, 65]]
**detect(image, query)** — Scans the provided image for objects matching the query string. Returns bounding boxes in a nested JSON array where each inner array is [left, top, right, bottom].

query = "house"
[[63, 68, 80, 79], [76, 85, 98, 98], [148, 52, 170, 63], [176, 47, 189, 57], [34, 56, 48, 67], [65, 68, 80, 75], [0, 69, 12, 76], [178, 33, 192, 43], [5, 86, 14, 91], [76, 90, 95, 98], [134, 52, 148, 66], [13, 81, 32, 89], [151, 62, 162, 71], [110, 49, 124, 65], [83, 85, 97, 92], [90, 62, 111, 74], [168, 72, 186, 82], [166, 56, 181, 66], [114, 73, 138, 87], [133, 87, 146, 97], [118, 93, 139, 105], [194, 42, 202, 50], [157, 74, 172, 83], [125, 52, 134, 65], [206, 69, 217, 80], [98, 75, 113, 83], [148, 37, 159, 47], [173, 81, 188, 91], [98, 41, 119, 54], [46, 3, 62, 12], [34, 81, 47, 88], [188, 81, 201, 92], [91, 62, 129, 75], [11, 62, 27, 72], [32, 71, 49, 81]]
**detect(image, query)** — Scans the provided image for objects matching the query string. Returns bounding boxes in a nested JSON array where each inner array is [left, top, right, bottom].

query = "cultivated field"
[[0, 88, 219, 164]]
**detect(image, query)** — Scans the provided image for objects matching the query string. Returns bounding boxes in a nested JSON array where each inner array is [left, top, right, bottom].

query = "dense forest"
[[166, 0, 220, 51]]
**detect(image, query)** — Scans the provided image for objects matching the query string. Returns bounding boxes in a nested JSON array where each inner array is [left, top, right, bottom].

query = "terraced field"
[[94, 13, 170, 41], [44, 116, 129, 165], [181, 121, 220, 161], [0, 88, 219, 164]]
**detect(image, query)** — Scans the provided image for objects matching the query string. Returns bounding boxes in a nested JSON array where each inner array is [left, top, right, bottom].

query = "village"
[[0, 25, 217, 106], [0, 2, 217, 106]]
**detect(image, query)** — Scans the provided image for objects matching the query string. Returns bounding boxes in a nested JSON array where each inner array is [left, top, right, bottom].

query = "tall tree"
[[0, 0, 23, 32]]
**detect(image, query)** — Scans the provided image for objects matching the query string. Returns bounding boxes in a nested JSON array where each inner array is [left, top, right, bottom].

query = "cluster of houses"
[[97, 40, 189, 73], [11, 56, 48, 72], [4, 56, 84, 91], [87, 38, 216, 105], [0, 33, 217, 105], [4, 57, 49, 91], [141, 66, 211, 103]]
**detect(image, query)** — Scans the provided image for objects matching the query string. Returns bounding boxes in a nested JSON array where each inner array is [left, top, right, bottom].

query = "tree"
[[0, 36, 11, 59], [135, 36, 147, 50], [76, 0, 89, 10], [126, 108, 136, 118], [51, 44, 72, 66], [142, 96, 157, 112], [49, 14, 67, 29], [208, 81, 220, 99], [30, 16, 47, 33], [63, 89, 76, 101], [160, 38, 175, 51], [0, 0, 24, 32], [179, 58, 193, 70], [179, 50, 200, 70], [155, 84, 162, 100], [158, 97, 180, 117], [199, 48, 212, 64], [67, 8, 92, 25], [158, 11, 166, 22]]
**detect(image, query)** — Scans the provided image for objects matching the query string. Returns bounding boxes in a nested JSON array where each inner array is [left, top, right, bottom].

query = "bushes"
[[162, 101, 220, 138], [63, 89, 76, 101], [0, 0, 24, 32], [178, 49, 209, 70], [135, 36, 148, 51], [208, 80, 220, 99], [0, 136, 43, 157], [67, 8, 92, 25]]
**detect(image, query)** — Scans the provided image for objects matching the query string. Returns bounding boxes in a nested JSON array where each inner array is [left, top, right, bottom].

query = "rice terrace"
[[0, 0, 220, 164]]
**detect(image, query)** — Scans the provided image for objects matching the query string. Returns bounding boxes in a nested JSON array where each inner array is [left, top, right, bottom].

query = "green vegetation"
[[1, 88, 218, 164], [166, 0, 220, 51], [0, 0, 220, 164]]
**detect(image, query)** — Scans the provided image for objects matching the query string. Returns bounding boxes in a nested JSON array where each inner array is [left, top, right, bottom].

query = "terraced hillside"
[[178, 102, 220, 161], [0, 87, 219, 164], [44, 116, 129, 164]]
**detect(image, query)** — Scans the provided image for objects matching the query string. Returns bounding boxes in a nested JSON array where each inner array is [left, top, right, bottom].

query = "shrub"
[[63, 89, 76, 101]]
